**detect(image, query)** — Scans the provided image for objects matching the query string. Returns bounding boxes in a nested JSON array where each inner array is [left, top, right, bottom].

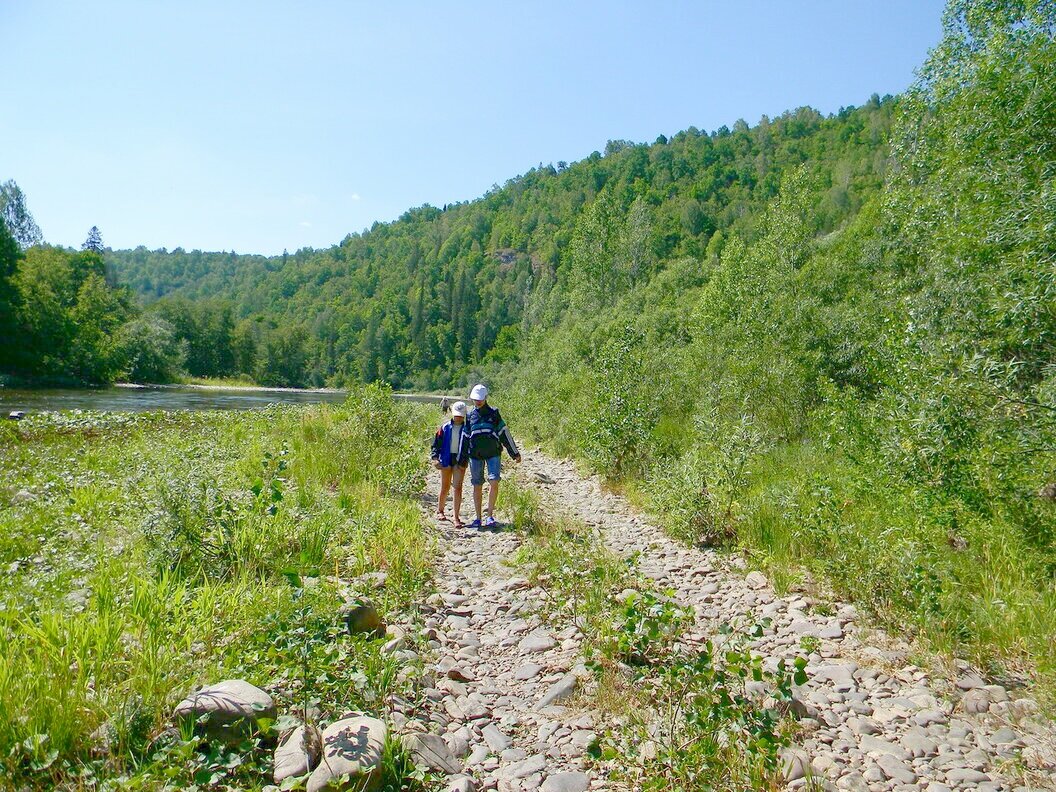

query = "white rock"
[[540, 771, 589, 792], [537, 674, 577, 708], [745, 571, 768, 590], [274, 724, 322, 783], [780, 748, 810, 782], [306, 714, 387, 792], [519, 629, 556, 653], [404, 731, 461, 774]]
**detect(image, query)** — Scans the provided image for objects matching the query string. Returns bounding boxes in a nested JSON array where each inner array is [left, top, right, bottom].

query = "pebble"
[[537, 675, 577, 708], [519, 629, 557, 653]]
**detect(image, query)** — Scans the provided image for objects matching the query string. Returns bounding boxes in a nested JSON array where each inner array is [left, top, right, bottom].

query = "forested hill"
[[3, 0, 1055, 703], [106, 98, 895, 388]]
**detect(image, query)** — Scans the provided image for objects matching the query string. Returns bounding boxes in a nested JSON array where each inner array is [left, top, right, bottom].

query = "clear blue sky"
[[1, 1, 945, 256]]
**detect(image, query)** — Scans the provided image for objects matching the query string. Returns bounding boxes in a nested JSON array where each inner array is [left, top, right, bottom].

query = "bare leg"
[[473, 484, 483, 521], [487, 480, 499, 518], [438, 466, 452, 516], [452, 466, 465, 523]]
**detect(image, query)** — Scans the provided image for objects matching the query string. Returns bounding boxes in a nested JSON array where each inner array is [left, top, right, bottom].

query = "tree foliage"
[[0, 221, 23, 369], [81, 226, 104, 253], [7, 246, 132, 383], [105, 98, 897, 389], [0, 180, 43, 249], [507, 0, 1056, 675]]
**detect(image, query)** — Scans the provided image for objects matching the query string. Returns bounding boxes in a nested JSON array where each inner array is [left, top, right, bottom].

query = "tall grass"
[[0, 384, 434, 789], [735, 439, 1056, 687]]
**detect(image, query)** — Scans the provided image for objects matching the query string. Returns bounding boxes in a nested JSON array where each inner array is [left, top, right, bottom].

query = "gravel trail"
[[403, 450, 1055, 791]]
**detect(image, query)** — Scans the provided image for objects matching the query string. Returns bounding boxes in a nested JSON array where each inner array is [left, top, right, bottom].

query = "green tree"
[[0, 221, 23, 369], [233, 319, 260, 377], [82, 226, 104, 252], [581, 324, 657, 477], [257, 325, 308, 387], [12, 246, 134, 383], [0, 180, 43, 249], [67, 273, 129, 382], [15, 247, 79, 377], [117, 314, 187, 382]]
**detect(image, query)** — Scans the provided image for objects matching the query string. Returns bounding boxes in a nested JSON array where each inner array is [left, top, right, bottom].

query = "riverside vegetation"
[[502, 1, 1056, 699], [1, 0, 1054, 773], [506, 453, 1056, 790], [0, 385, 432, 789]]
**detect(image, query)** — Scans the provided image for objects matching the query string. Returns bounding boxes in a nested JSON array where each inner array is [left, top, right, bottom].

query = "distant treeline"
[[4, 94, 895, 388], [0, 220, 313, 387], [100, 96, 895, 389]]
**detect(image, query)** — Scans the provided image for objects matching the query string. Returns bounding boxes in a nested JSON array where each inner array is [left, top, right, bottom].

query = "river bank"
[[1, 380, 470, 415], [0, 382, 350, 414], [115, 381, 345, 394], [0, 387, 433, 789]]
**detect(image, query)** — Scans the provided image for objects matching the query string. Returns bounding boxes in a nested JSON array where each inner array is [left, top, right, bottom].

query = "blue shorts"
[[469, 456, 501, 486]]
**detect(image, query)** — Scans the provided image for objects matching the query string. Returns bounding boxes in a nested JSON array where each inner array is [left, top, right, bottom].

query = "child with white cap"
[[466, 383, 522, 530], [430, 400, 470, 527]]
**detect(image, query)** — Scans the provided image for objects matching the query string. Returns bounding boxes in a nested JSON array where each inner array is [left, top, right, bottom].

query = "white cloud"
[[299, 220, 312, 227], [350, 192, 361, 201]]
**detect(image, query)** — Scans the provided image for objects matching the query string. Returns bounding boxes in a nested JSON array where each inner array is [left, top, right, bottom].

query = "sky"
[[0, 1, 946, 256]]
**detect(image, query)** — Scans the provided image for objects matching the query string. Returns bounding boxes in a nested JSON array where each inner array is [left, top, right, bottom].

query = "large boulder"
[[173, 680, 276, 742], [274, 724, 323, 783], [307, 714, 387, 791]]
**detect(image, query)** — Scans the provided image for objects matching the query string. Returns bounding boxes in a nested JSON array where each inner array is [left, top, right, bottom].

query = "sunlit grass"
[[0, 387, 436, 789], [737, 439, 1056, 702]]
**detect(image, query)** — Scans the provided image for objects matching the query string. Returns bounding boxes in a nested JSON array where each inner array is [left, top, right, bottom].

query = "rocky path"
[[405, 450, 1055, 792], [399, 463, 613, 792], [518, 452, 1056, 792]]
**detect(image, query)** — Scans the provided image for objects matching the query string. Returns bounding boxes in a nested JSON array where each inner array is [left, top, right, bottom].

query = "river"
[[0, 384, 351, 414]]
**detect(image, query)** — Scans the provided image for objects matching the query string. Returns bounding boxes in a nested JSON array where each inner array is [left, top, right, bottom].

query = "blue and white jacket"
[[430, 420, 470, 467]]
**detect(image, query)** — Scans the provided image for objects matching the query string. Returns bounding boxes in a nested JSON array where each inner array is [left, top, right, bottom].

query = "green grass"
[[731, 439, 1056, 700], [0, 385, 435, 790]]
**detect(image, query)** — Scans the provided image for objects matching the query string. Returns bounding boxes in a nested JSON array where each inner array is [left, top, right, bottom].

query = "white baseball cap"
[[451, 401, 467, 418], [470, 384, 488, 401]]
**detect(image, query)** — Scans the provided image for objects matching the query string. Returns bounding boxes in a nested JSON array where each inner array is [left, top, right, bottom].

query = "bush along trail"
[[407, 448, 1056, 791]]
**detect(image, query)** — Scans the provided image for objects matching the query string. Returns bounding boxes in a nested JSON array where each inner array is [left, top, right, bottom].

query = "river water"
[[0, 384, 351, 414]]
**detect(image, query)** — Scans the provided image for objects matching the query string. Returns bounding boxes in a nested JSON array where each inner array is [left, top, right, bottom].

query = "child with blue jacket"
[[430, 400, 470, 527]]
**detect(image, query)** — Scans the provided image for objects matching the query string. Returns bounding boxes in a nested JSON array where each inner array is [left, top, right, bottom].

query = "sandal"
[[436, 511, 448, 521], [453, 518, 464, 529]]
